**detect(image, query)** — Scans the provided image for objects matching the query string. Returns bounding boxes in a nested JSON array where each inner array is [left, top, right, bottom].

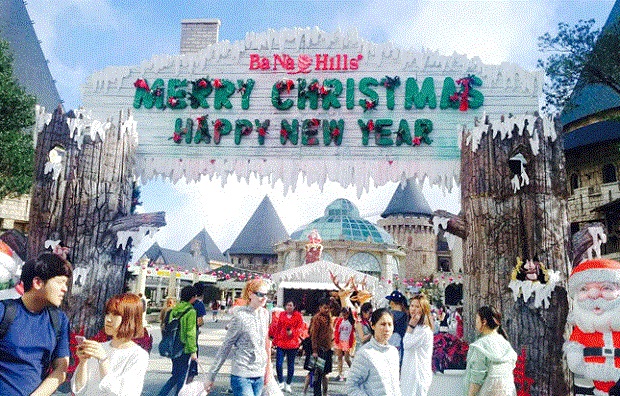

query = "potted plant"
[[429, 332, 469, 395], [432, 332, 469, 372]]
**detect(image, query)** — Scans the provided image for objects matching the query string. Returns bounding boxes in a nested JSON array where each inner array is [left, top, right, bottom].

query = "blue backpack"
[[158, 306, 193, 358]]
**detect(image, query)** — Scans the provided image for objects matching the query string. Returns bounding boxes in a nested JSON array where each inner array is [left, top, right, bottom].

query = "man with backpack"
[[158, 285, 198, 396], [0, 252, 73, 396]]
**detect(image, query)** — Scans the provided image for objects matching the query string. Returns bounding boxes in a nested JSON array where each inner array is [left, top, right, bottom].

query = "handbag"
[[307, 355, 326, 371], [179, 361, 208, 396]]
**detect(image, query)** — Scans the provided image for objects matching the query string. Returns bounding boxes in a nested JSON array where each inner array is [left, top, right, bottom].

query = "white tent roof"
[[271, 261, 380, 294]]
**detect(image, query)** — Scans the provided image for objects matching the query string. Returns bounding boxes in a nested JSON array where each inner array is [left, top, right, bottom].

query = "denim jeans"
[[230, 375, 263, 396], [158, 353, 191, 396], [275, 347, 298, 384]]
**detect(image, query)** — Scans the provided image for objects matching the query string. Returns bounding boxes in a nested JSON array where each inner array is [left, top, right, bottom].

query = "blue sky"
[[24, 0, 616, 256]]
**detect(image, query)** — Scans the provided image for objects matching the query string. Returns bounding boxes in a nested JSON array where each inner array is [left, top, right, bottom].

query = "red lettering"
[[343, 54, 348, 70], [273, 54, 295, 70], [315, 54, 328, 70], [260, 58, 270, 69], [350, 54, 362, 70], [249, 54, 261, 70]]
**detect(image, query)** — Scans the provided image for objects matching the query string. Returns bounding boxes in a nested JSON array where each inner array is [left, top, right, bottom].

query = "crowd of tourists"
[[0, 252, 518, 396]]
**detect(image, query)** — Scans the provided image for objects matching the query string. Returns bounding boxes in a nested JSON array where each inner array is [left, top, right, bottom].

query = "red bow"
[[412, 136, 421, 146], [258, 127, 267, 137], [198, 79, 208, 88], [280, 129, 288, 138], [133, 79, 149, 90], [331, 128, 341, 138], [213, 79, 223, 89]]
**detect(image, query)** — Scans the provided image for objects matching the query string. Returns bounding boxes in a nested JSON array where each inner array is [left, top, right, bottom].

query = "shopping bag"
[[179, 360, 208, 396], [261, 376, 284, 396], [179, 381, 207, 396]]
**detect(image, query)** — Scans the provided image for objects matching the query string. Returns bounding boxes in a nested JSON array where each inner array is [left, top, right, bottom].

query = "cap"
[[385, 290, 408, 305], [568, 258, 620, 297]]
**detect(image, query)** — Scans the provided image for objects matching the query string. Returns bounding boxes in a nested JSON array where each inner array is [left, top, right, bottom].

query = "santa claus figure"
[[565, 258, 620, 395]]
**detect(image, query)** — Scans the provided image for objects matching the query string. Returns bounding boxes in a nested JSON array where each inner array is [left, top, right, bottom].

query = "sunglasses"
[[253, 291, 267, 298]]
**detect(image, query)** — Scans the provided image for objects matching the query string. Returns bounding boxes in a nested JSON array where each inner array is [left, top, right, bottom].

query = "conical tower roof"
[[227, 196, 289, 255], [381, 179, 433, 218], [180, 228, 227, 263], [561, 1, 620, 127], [0, 0, 62, 110]]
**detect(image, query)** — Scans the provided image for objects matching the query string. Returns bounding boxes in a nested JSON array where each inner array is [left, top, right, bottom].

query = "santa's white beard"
[[573, 298, 620, 332]]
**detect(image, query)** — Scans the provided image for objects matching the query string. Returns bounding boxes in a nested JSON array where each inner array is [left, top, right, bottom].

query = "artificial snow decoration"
[[585, 226, 607, 261], [116, 226, 159, 249], [509, 153, 530, 193], [43, 147, 65, 180], [508, 257, 560, 309]]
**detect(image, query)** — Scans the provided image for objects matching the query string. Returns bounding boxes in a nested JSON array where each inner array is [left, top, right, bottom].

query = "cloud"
[[25, 0, 126, 109]]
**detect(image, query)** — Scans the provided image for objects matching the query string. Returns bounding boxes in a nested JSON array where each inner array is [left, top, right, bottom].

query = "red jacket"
[[334, 317, 355, 349], [270, 310, 304, 349]]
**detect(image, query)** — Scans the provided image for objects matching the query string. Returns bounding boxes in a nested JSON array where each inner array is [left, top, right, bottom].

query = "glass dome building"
[[290, 199, 395, 244], [275, 199, 405, 279]]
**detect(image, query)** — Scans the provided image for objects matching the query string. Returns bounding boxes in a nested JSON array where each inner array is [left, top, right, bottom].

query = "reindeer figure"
[[350, 276, 373, 308], [329, 271, 356, 313]]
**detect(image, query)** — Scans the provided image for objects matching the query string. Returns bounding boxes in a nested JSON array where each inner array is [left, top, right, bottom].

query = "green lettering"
[[323, 119, 344, 146], [414, 119, 433, 144], [133, 78, 165, 109], [297, 79, 319, 110], [396, 119, 413, 146], [167, 79, 188, 109], [358, 77, 379, 109], [213, 118, 232, 144], [440, 77, 459, 109], [322, 79, 342, 110], [189, 79, 211, 109], [237, 79, 255, 110], [234, 119, 254, 145], [346, 78, 355, 109], [272, 84, 294, 110], [375, 119, 393, 146], [213, 80, 236, 110], [280, 119, 299, 145]]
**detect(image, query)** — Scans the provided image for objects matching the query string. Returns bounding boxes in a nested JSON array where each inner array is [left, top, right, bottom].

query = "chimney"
[[180, 19, 221, 54]]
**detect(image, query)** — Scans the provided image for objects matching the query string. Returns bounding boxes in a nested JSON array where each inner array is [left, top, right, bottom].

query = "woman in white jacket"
[[400, 294, 435, 396], [71, 293, 149, 396], [346, 308, 401, 396]]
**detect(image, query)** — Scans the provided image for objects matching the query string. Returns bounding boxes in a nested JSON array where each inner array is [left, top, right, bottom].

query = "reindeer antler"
[[329, 270, 343, 290]]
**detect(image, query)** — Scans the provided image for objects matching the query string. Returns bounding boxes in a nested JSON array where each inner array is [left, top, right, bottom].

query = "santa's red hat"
[[568, 258, 620, 297]]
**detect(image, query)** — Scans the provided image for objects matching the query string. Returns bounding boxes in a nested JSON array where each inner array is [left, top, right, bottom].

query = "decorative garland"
[[279, 119, 299, 145], [380, 76, 400, 110], [234, 119, 253, 145], [449, 74, 483, 111], [363, 98, 378, 112], [195, 115, 211, 144], [323, 119, 344, 146], [302, 118, 321, 145], [255, 119, 270, 145], [212, 118, 232, 144]]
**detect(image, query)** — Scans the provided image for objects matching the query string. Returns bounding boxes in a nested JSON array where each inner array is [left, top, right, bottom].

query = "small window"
[[570, 173, 579, 191], [603, 164, 617, 183]]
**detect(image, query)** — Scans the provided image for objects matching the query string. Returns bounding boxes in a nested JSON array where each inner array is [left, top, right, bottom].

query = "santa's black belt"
[[583, 347, 620, 357]]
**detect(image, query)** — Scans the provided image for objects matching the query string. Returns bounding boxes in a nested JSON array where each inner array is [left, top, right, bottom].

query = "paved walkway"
[[53, 312, 348, 395], [141, 313, 348, 395]]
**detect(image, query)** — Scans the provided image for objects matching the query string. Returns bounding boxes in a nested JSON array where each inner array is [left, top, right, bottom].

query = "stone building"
[[226, 195, 289, 273], [562, 1, 620, 259], [274, 198, 405, 280], [378, 179, 437, 279]]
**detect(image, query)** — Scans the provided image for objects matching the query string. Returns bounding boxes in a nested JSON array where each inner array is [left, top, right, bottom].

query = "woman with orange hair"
[[71, 293, 149, 395], [400, 294, 434, 396], [205, 279, 272, 396]]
